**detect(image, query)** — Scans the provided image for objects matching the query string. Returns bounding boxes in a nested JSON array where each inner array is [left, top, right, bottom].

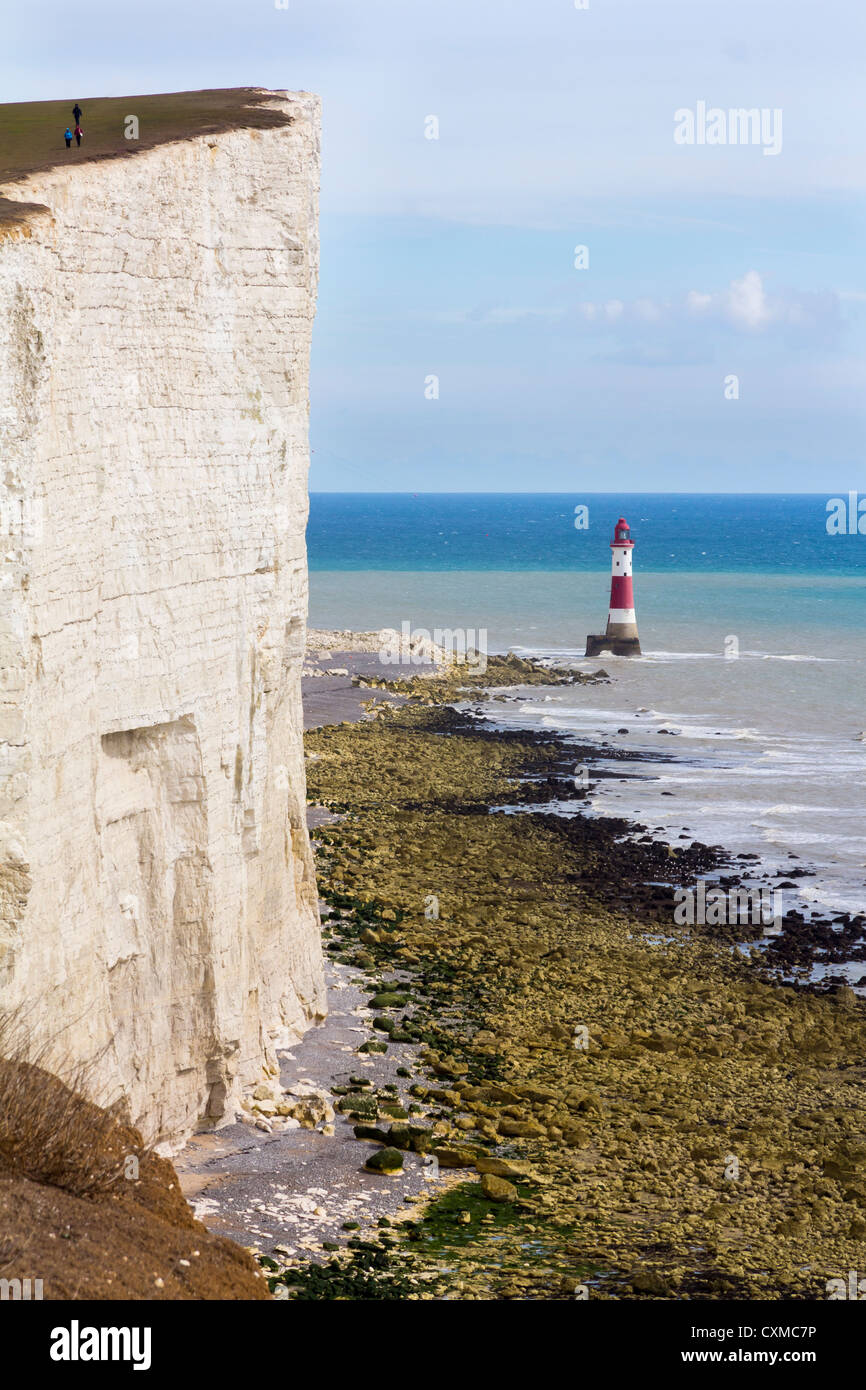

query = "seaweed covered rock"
[[364, 1147, 404, 1175]]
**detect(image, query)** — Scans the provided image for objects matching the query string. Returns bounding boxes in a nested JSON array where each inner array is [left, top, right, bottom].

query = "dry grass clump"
[[0, 1013, 142, 1199]]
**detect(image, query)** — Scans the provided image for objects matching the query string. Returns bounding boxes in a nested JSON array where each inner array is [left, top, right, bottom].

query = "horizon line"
[[309, 489, 839, 497]]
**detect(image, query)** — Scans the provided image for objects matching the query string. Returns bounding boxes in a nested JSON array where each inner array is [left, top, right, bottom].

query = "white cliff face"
[[0, 92, 326, 1143]]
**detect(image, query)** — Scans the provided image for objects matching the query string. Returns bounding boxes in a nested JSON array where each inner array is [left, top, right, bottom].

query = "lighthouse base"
[[585, 634, 642, 658]]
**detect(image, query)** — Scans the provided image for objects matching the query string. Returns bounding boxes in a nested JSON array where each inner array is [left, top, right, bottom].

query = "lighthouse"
[[585, 517, 642, 657]]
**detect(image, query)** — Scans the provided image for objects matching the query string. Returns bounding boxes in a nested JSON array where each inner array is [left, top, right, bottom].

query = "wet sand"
[[302, 650, 411, 730]]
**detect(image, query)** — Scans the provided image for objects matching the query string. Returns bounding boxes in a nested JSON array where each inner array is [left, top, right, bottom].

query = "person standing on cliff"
[[72, 102, 82, 125], [74, 124, 83, 147], [64, 127, 73, 149]]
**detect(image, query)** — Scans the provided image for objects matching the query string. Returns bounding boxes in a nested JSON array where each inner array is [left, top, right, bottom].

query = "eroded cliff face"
[[0, 91, 325, 1143]]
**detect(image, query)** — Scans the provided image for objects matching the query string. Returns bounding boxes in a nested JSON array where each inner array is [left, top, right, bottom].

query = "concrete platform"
[[585, 635, 642, 657]]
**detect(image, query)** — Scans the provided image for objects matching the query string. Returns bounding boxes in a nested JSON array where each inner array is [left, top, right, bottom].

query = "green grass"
[[0, 88, 294, 225]]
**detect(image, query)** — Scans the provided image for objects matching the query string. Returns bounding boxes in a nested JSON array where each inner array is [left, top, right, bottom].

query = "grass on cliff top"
[[0, 88, 294, 225]]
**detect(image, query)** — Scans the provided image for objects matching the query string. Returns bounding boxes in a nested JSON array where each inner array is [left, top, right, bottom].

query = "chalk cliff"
[[0, 90, 325, 1143]]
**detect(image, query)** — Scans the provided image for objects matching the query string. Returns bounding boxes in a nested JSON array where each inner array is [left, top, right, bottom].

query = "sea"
[[308, 494, 866, 954]]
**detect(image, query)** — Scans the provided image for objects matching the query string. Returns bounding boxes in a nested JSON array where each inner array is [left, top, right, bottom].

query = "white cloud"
[[412, 272, 849, 352], [685, 269, 837, 332], [572, 271, 842, 336], [686, 290, 713, 313], [687, 269, 770, 328], [634, 297, 663, 323]]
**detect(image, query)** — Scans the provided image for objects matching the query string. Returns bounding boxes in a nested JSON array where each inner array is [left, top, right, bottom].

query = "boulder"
[[480, 1173, 518, 1203], [365, 1147, 404, 1175]]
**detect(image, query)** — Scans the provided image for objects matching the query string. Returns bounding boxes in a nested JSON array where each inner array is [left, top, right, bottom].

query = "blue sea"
[[308, 492, 866, 576], [308, 494, 866, 958]]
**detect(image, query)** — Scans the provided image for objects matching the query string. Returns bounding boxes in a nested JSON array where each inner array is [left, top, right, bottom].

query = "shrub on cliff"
[[0, 1013, 136, 1198]]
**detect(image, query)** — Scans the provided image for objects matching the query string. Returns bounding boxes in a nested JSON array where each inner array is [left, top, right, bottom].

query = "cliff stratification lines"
[[0, 89, 325, 1144]]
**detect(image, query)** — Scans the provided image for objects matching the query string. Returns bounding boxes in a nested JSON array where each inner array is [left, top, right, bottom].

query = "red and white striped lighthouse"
[[585, 516, 642, 657]]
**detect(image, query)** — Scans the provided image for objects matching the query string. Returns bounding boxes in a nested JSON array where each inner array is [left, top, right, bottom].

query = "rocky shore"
[[282, 646, 866, 1300]]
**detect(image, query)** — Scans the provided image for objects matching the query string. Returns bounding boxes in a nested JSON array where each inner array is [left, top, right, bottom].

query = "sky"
[[5, 0, 866, 491]]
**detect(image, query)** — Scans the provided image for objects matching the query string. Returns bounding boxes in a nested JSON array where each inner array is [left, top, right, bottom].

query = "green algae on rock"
[[364, 1147, 405, 1175]]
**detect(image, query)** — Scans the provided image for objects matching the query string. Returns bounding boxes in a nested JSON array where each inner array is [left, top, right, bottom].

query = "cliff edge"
[[0, 89, 326, 1144]]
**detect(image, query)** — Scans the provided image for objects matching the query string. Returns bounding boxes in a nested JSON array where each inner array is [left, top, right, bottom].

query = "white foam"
[[476, 644, 866, 924], [756, 653, 837, 663]]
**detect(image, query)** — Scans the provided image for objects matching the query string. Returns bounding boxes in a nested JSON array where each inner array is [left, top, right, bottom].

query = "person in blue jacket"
[[64, 127, 73, 148]]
